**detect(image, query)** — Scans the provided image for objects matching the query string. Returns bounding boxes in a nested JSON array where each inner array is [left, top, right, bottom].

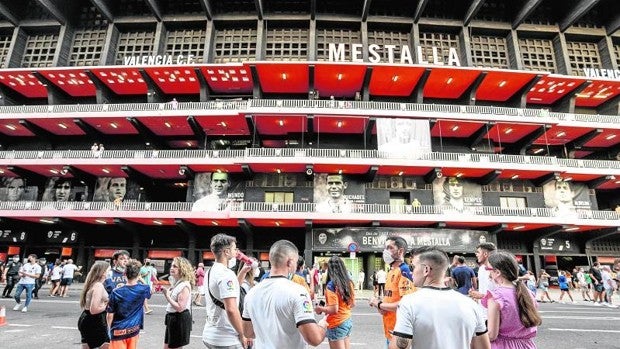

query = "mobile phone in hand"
[[319, 300, 325, 306]]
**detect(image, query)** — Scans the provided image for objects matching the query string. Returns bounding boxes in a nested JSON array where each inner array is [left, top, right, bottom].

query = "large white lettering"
[[328, 43, 346, 62], [583, 68, 620, 80], [122, 55, 195, 66], [327, 44, 461, 66]]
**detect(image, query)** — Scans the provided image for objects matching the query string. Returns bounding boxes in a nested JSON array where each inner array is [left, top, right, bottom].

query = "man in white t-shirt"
[[203, 233, 249, 349], [242, 240, 327, 348], [469, 242, 497, 319], [390, 246, 490, 349], [13, 254, 42, 313], [59, 259, 80, 297]]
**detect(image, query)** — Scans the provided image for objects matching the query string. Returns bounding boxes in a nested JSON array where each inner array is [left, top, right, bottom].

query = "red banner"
[[94, 249, 117, 258], [148, 250, 182, 259]]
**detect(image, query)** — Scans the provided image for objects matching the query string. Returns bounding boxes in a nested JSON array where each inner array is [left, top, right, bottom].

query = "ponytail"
[[515, 280, 542, 328]]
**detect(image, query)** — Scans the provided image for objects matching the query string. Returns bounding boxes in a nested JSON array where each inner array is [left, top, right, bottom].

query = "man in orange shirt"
[[369, 236, 414, 346]]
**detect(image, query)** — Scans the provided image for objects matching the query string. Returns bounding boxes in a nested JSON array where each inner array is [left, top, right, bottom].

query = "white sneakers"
[[12, 304, 28, 312]]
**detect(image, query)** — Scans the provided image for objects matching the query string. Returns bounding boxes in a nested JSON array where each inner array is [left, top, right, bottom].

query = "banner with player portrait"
[[543, 180, 591, 215], [0, 177, 39, 201], [376, 118, 431, 158], [188, 172, 245, 211], [312, 227, 490, 253], [432, 176, 483, 211], [93, 177, 140, 202], [314, 173, 365, 213], [42, 177, 89, 202]]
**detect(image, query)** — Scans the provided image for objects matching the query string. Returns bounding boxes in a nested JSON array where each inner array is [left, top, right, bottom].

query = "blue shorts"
[[326, 318, 352, 341]]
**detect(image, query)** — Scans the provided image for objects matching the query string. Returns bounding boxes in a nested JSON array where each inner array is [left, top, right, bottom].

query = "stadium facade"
[[0, 0, 618, 279]]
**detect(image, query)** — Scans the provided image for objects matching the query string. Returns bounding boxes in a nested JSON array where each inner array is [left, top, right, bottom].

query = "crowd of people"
[[2, 241, 620, 348]]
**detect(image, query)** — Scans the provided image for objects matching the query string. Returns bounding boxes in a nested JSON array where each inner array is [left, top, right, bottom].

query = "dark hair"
[[477, 242, 497, 252], [327, 256, 354, 305], [297, 255, 305, 270], [457, 256, 465, 264], [386, 236, 408, 252], [125, 259, 142, 280], [415, 247, 449, 276], [410, 245, 435, 257], [112, 250, 130, 261], [488, 251, 542, 328], [210, 233, 236, 255]]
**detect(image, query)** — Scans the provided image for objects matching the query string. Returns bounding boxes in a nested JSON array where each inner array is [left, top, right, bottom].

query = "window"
[[214, 27, 257, 63], [519, 38, 556, 73], [165, 28, 206, 64], [566, 41, 601, 76], [500, 197, 526, 209], [265, 192, 294, 203], [471, 35, 508, 69], [390, 193, 408, 213], [22, 33, 58, 68], [115, 30, 156, 64]]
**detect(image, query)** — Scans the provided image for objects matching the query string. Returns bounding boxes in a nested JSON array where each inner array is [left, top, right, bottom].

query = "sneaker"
[[593, 302, 602, 306], [12, 304, 21, 311], [21, 307, 27, 313]]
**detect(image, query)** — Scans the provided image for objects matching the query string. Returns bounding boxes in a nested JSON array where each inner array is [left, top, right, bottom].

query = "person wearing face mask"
[[203, 233, 250, 349], [2, 255, 23, 298], [104, 250, 130, 294], [369, 236, 415, 347]]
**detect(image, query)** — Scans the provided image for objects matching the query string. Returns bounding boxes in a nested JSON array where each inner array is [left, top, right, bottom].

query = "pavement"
[[1, 282, 620, 348]]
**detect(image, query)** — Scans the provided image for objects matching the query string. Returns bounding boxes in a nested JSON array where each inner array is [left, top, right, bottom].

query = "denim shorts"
[[326, 318, 352, 341]]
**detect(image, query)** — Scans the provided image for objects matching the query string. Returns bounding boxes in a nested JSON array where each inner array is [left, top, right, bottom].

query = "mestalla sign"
[[313, 227, 488, 253], [328, 43, 461, 66]]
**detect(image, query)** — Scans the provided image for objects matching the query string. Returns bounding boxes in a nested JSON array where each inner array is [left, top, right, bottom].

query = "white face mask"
[[228, 257, 237, 269], [383, 249, 395, 265], [253, 268, 260, 277]]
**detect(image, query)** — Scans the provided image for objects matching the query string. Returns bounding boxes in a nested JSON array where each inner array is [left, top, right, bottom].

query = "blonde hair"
[[80, 261, 110, 309], [172, 257, 196, 287]]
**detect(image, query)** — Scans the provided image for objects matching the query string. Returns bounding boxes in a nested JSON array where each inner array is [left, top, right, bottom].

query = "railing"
[[1, 200, 618, 222], [1, 99, 618, 126], [0, 148, 617, 171]]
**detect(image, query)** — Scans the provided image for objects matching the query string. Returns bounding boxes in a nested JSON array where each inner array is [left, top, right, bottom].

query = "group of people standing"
[[77, 250, 194, 349], [364, 239, 542, 349], [202, 233, 356, 349], [2, 255, 81, 312]]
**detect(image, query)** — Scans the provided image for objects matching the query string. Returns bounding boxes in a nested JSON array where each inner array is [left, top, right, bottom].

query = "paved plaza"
[[1, 285, 619, 348]]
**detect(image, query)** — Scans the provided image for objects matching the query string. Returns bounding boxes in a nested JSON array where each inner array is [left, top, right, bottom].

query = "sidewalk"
[[348, 286, 620, 306]]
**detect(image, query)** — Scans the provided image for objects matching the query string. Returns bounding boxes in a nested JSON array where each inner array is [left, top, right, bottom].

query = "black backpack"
[[207, 268, 245, 314]]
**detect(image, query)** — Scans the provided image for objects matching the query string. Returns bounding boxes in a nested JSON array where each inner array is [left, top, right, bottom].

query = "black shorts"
[[60, 278, 73, 286], [594, 283, 604, 293], [164, 310, 192, 348], [78, 310, 110, 348]]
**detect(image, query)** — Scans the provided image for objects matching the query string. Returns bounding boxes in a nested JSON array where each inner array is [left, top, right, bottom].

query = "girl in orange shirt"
[[315, 256, 355, 349]]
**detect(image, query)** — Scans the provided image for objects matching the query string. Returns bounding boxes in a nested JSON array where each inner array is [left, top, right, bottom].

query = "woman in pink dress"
[[483, 251, 542, 349]]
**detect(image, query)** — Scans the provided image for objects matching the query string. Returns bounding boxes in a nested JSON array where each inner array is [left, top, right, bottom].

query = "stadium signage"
[[582, 68, 620, 80], [328, 43, 461, 66], [122, 54, 196, 66], [313, 227, 487, 252]]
